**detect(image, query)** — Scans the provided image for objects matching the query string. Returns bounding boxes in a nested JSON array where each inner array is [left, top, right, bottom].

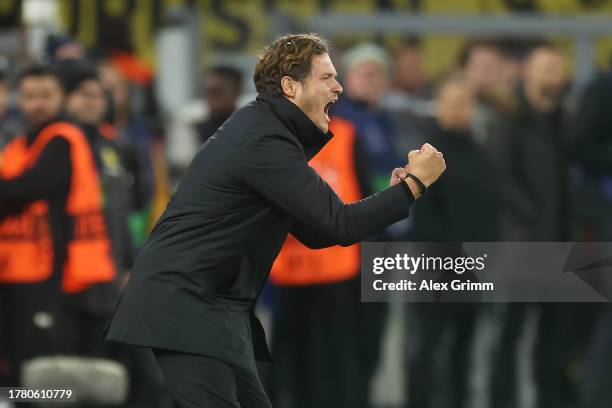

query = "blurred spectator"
[[98, 60, 155, 247], [460, 39, 520, 145], [484, 44, 572, 408], [0, 65, 117, 384], [405, 75, 497, 408], [484, 44, 570, 241], [197, 65, 243, 144], [64, 65, 151, 247], [64, 68, 134, 280], [269, 115, 364, 408], [63, 67, 172, 408], [392, 41, 430, 98], [461, 40, 515, 97], [383, 41, 435, 153], [334, 43, 403, 193], [166, 64, 244, 182], [329, 42, 405, 407], [410, 75, 498, 242]]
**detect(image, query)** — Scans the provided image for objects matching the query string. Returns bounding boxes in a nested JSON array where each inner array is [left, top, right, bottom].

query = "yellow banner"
[[56, 0, 612, 75]]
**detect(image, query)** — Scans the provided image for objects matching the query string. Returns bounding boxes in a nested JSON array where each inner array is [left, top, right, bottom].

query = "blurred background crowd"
[[1, 0, 612, 407]]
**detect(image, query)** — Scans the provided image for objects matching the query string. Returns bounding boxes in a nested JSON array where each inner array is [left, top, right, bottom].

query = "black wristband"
[[404, 173, 427, 196]]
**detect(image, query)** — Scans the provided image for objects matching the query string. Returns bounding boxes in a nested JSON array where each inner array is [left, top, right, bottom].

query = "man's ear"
[[281, 76, 296, 98]]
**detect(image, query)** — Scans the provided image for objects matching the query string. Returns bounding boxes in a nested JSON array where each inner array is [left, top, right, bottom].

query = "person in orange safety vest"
[[269, 116, 385, 408], [270, 116, 362, 286], [0, 65, 116, 386], [0, 71, 115, 293]]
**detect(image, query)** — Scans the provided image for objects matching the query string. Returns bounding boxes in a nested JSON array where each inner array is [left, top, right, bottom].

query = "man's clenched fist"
[[389, 143, 446, 199]]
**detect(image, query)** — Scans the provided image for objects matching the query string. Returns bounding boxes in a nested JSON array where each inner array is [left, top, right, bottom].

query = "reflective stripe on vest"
[[0, 122, 116, 292], [270, 117, 362, 286]]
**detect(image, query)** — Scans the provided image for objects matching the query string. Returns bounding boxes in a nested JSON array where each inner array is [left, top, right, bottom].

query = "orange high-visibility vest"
[[0, 122, 116, 293], [270, 117, 362, 286]]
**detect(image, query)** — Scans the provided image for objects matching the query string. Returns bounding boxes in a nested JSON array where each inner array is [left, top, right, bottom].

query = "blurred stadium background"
[[1, 1, 612, 408]]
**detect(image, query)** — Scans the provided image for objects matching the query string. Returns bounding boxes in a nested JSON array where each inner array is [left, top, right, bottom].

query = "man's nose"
[[333, 79, 343, 95]]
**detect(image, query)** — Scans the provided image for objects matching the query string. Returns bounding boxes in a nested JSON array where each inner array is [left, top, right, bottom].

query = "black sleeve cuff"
[[398, 179, 416, 205]]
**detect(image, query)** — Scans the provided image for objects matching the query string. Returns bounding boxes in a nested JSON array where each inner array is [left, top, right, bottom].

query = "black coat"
[[103, 94, 415, 372], [483, 85, 570, 241], [410, 124, 498, 242]]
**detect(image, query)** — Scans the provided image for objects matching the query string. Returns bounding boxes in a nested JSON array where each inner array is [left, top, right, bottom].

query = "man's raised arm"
[[242, 134, 445, 247]]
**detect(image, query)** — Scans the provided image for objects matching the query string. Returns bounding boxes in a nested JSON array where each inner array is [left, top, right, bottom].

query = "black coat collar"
[[257, 93, 333, 159]]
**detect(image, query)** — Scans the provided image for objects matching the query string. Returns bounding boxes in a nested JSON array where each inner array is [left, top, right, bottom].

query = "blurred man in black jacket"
[[104, 33, 447, 408], [484, 44, 572, 408], [406, 75, 498, 408]]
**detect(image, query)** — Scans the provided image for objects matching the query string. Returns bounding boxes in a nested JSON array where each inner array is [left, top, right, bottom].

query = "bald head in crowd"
[[523, 45, 568, 113]]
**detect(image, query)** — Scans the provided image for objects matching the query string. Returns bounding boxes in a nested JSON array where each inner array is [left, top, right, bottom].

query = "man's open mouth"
[[323, 100, 336, 122]]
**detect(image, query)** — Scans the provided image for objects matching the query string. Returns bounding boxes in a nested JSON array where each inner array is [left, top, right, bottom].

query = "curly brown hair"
[[253, 33, 329, 96]]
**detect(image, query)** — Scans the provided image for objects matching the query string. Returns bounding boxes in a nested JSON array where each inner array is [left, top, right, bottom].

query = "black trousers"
[[153, 348, 273, 408]]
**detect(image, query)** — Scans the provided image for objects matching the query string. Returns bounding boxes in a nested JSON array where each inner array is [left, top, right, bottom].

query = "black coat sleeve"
[[243, 134, 414, 247], [289, 219, 335, 249], [0, 137, 71, 201]]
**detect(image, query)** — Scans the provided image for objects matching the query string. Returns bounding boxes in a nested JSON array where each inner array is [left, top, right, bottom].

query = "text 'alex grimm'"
[[370, 253, 495, 292], [372, 279, 495, 292]]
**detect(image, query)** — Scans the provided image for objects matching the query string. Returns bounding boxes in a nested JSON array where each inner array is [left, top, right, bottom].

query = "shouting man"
[[104, 33, 446, 407]]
